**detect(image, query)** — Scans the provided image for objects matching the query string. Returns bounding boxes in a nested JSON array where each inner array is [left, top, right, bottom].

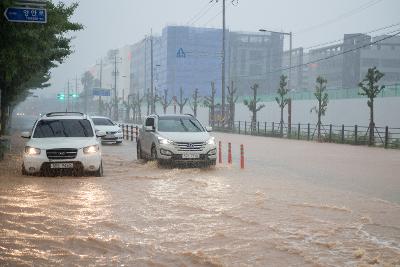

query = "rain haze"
[[1, 0, 400, 266], [48, 0, 400, 95]]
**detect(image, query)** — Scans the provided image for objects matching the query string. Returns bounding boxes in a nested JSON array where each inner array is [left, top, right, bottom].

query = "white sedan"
[[91, 116, 123, 144]]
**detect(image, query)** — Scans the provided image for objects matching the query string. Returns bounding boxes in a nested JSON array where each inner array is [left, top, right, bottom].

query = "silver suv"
[[137, 114, 217, 167]]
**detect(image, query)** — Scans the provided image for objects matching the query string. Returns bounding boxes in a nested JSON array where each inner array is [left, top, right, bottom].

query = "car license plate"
[[182, 154, 200, 159], [105, 134, 115, 138], [50, 163, 74, 169]]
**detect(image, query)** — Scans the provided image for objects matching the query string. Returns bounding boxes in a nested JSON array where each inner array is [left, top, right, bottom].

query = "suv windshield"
[[158, 117, 204, 132], [33, 119, 94, 138], [92, 118, 114, 126]]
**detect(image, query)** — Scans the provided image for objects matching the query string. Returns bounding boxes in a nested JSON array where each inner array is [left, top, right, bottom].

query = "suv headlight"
[[207, 137, 215, 145], [158, 136, 172, 145], [25, 146, 41, 155], [83, 145, 100, 154]]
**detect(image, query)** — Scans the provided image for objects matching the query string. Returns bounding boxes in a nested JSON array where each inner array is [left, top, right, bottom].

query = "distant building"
[[290, 34, 400, 91], [89, 28, 400, 103], [159, 26, 223, 97], [228, 31, 284, 95], [129, 36, 162, 98], [130, 26, 285, 98], [360, 35, 400, 85], [282, 47, 308, 91]]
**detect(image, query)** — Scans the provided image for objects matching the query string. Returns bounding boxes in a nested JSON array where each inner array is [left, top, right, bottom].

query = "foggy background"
[[45, 0, 400, 96]]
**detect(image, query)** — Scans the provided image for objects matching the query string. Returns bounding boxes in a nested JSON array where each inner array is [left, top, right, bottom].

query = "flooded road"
[[1, 134, 400, 266]]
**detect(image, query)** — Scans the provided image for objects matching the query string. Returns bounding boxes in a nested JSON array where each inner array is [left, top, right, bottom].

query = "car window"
[[145, 117, 154, 127], [158, 117, 204, 132], [33, 119, 94, 138], [92, 118, 114, 126]]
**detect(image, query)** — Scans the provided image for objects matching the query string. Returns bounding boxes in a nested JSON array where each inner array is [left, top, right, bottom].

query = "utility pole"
[[67, 80, 70, 112], [288, 32, 293, 91], [114, 54, 117, 120], [150, 29, 155, 114], [75, 75, 78, 112], [97, 59, 103, 115], [111, 53, 122, 121], [221, 0, 226, 123]]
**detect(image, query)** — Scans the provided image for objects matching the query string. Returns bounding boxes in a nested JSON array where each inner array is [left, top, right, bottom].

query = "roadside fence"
[[214, 121, 400, 149]]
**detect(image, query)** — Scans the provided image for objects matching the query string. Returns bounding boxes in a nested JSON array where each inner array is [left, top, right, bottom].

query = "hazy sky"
[[44, 0, 400, 96]]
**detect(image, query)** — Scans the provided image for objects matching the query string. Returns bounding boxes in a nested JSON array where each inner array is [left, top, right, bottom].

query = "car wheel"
[[137, 142, 143, 160], [94, 162, 103, 177], [205, 160, 216, 168], [151, 145, 157, 161]]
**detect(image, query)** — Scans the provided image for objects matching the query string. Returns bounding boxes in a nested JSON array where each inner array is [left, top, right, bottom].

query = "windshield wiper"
[[78, 120, 89, 137], [188, 119, 202, 132], [59, 121, 69, 137], [179, 119, 189, 132]]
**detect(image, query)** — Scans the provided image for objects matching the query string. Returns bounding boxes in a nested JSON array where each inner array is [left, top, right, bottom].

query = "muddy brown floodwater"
[[1, 133, 399, 266]]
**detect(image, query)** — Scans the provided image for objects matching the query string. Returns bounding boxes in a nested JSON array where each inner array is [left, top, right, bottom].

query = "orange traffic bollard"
[[240, 144, 244, 169], [218, 141, 222, 164], [228, 142, 232, 164]]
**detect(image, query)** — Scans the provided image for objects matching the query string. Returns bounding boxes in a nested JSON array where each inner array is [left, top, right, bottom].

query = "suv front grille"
[[46, 149, 78, 160], [174, 142, 206, 152]]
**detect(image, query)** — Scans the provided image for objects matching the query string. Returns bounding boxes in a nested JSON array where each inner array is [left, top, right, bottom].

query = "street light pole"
[[67, 80, 70, 112], [288, 32, 292, 91], [221, 0, 226, 122], [97, 59, 103, 115], [114, 54, 118, 120], [150, 29, 155, 114], [259, 29, 293, 90]]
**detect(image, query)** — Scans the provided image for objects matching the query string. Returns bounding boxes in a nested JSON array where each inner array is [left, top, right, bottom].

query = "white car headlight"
[[117, 129, 122, 133], [24, 146, 41, 155], [207, 137, 215, 145], [158, 136, 172, 145], [83, 145, 100, 154]]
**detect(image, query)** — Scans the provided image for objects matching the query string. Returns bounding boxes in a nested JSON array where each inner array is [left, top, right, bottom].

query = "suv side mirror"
[[205, 126, 212, 132], [145, 126, 154, 132], [21, 131, 31, 138], [96, 130, 106, 137]]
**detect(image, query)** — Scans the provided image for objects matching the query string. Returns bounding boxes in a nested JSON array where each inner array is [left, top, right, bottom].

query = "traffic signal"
[[57, 93, 65, 100]]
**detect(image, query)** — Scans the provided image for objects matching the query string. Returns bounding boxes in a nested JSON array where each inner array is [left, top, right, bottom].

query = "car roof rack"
[[45, 112, 85, 117]]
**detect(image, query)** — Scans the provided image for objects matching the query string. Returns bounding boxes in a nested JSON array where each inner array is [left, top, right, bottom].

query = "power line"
[[188, 2, 217, 26], [203, 9, 222, 27], [294, 0, 384, 35], [303, 21, 400, 50], [230, 24, 400, 65], [235, 30, 400, 78], [186, 2, 212, 25]]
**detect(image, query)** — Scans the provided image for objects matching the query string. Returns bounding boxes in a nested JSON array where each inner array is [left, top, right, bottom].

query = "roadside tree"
[[244, 83, 265, 132], [311, 76, 329, 141]]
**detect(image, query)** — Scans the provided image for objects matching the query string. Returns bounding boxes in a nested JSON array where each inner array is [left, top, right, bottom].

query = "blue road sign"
[[177, 48, 186, 58], [4, 7, 47, 23], [92, 88, 111, 97]]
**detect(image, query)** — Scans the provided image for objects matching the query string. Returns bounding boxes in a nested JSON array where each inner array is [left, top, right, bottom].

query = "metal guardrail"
[[214, 121, 400, 149]]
